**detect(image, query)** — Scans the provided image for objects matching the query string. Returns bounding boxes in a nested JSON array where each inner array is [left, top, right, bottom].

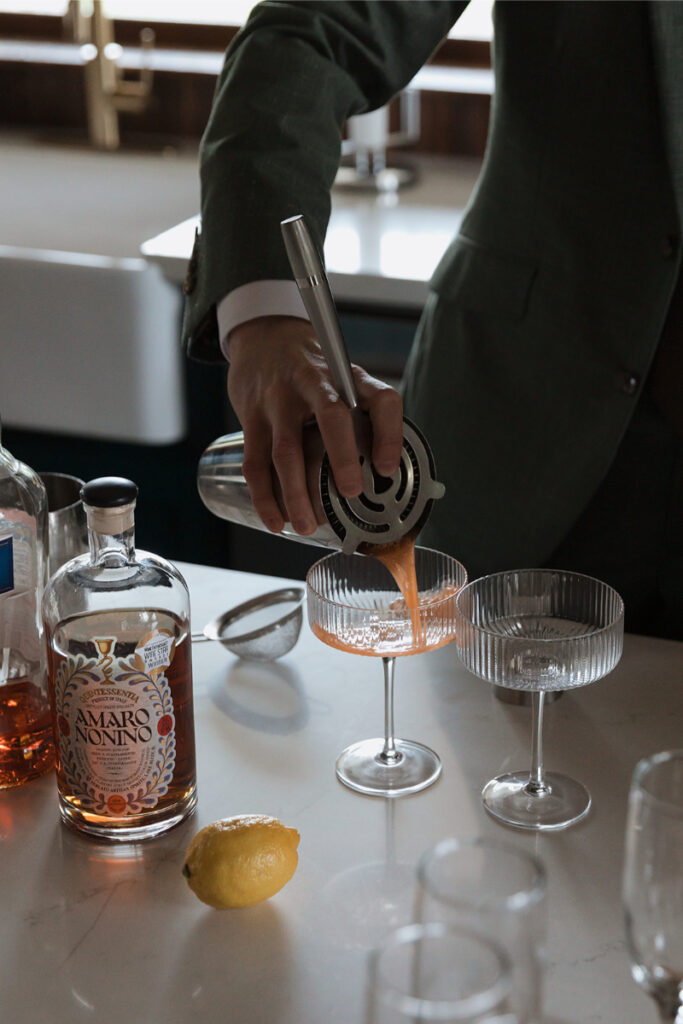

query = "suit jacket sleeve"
[[182, 0, 466, 361]]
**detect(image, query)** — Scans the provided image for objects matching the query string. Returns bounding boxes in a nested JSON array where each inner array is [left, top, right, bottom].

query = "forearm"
[[182, 0, 465, 358]]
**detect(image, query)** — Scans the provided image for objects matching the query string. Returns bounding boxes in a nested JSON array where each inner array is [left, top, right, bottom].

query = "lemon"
[[182, 814, 300, 909]]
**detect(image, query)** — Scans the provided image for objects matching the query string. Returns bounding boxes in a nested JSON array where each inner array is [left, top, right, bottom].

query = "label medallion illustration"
[[55, 629, 177, 816]]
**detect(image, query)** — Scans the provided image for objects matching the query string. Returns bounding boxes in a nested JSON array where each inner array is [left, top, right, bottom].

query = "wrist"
[[228, 316, 317, 360]]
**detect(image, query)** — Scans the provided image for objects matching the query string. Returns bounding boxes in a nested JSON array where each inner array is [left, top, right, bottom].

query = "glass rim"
[[631, 749, 683, 813], [417, 836, 547, 913], [372, 921, 512, 1020], [305, 545, 467, 613], [455, 567, 624, 643], [38, 471, 85, 513]]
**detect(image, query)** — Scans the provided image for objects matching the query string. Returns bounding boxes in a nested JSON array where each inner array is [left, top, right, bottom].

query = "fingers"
[[271, 421, 317, 536], [295, 364, 363, 498], [315, 398, 364, 498], [354, 369, 404, 477], [241, 409, 317, 536], [227, 317, 405, 535], [240, 418, 285, 534]]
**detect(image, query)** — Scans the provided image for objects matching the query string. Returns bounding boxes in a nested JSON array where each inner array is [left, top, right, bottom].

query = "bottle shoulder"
[[0, 453, 48, 527], [42, 550, 190, 627], [138, 550, 190, 592]]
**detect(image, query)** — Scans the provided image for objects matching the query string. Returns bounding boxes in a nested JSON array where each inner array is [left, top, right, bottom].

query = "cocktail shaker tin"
[[197, 426, 340, 550], [196, 413, 445, 555]]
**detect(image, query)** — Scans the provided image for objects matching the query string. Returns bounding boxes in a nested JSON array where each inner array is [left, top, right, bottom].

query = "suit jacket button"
[[617, 371, 640, 395]]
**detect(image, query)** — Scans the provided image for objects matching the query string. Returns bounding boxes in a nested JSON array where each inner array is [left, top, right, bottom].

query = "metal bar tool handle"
[[280, 214, 359, 411]]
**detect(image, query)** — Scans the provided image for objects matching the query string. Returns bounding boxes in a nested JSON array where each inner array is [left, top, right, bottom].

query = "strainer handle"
[[281, 214, 359, 412]]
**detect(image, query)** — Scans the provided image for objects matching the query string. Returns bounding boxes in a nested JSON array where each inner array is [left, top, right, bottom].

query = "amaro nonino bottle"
[[42, 477, 197, 841]]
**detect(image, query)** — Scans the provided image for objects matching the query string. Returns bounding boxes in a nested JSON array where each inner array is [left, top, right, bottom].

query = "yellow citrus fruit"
[[182, 814, 300, 909]]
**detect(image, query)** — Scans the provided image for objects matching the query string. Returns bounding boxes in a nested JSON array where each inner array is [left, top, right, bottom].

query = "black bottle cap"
[[81, 477, 138, 508]]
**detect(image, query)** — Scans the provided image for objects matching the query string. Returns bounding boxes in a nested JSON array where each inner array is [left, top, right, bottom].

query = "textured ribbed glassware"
[[456, 569, 624, 830], [623, 750, 683, 1022], [307, 547, 467, 796]]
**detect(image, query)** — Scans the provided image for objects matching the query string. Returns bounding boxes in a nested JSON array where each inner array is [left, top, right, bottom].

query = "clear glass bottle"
[[0, 415, 53, 788], [42, 477, 197, 841]]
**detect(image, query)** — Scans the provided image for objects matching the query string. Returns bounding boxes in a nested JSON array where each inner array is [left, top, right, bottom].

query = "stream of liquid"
[[374, 535, 422, 640], [312, 535, 460, 657]]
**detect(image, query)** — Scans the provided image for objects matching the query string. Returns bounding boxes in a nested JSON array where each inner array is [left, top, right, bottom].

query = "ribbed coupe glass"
[[307, 547, 467, 796], [456, 569, 624, 830]]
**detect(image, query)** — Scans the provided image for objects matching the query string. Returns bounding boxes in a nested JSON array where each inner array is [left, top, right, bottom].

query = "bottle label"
[[55, 629, 177, 817], [0, 514, 41, 661], [0, 535, 14, 594]]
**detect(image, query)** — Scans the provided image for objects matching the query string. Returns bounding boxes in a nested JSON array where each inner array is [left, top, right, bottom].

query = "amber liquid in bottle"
[[0, 417, 53, 788], [47, 608, 196, 841], [0, 680, 54, 787]]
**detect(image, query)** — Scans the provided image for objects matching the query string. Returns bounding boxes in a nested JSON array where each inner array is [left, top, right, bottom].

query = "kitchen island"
[[2, 560, 680, 1023]]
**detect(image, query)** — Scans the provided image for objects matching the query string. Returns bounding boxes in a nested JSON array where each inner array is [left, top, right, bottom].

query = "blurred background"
[[0, 0, 492, 579]]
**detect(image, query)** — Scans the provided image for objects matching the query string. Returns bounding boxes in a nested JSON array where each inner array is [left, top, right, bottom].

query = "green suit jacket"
[[182, 0, 682, 579]]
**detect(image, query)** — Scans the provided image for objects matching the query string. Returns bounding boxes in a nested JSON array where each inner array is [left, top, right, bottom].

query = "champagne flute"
[[456, 569, 624, 830], [623, 749, 683, 1021], [367, 921, 517, 1023], [307, 547, 466, 796], [414, 837, 546, 1023]]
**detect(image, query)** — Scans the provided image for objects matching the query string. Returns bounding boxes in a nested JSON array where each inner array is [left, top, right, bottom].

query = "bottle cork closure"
[[81, 477, 138, 535]]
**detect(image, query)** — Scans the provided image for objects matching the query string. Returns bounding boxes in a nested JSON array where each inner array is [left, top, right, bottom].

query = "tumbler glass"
[[414, 837, 546, 1023]]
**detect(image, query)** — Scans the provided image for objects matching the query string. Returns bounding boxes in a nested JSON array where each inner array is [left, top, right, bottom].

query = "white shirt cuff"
[[216, 280, 310, 361]]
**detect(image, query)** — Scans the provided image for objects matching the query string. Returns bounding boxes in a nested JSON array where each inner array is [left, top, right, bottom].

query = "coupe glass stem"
[[378, 656, 401, 765], [526, 690, 549, 795]]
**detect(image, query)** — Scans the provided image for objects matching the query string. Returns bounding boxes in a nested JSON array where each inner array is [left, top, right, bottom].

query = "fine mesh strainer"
[[191, 587, 305, 661]]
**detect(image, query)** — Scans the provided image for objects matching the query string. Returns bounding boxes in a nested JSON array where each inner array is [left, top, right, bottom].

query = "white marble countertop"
[[142, 155, 481, 310], [0, 131, 200, 260], [2, 560, 680, 1024]]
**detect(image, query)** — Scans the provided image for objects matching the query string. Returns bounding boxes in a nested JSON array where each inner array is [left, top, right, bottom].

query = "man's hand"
[[227, 316, 404, 535]]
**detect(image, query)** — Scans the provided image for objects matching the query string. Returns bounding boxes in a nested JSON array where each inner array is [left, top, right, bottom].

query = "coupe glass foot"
[[482, 770, 591, 830], [336, 738, 442, 797]]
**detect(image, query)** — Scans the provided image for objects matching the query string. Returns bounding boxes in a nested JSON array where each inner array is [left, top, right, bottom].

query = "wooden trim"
[[429, 38, 491, 68], [0, 13, 63, 40], [113, 20, 238, 51], [0, 12, 238, 49], [0, 12, 491, 64], [0, 11, 491, 156]]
